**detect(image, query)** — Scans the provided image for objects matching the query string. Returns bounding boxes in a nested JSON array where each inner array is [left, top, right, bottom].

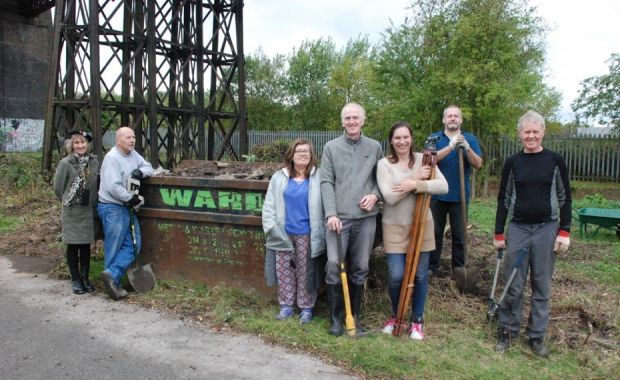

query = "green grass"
[[469, 198, 497, 235], [135, 277, 618, 379], [556, 242, 620, 288], [0, 214, 23, 233]]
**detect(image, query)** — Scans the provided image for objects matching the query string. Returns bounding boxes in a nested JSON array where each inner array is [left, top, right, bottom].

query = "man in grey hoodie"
[[320, 102, 383, 336]]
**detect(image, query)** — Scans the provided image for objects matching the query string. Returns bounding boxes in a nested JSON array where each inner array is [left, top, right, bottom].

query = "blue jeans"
[[429, 200, 466, 271], [97, 203, 140, 285], [386, 251, 430, 322]]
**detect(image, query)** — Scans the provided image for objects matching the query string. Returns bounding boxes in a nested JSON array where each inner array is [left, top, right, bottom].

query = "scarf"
[[63, 155, 91, 207]]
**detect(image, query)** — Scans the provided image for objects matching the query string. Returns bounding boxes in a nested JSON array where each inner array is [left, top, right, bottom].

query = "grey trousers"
[[498, 221, 557, 339], [325, 216, 376, 285]]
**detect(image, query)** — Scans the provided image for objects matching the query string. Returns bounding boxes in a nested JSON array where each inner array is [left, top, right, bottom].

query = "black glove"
[[131, 169, 144, 180], [127, 194, 142, 207]]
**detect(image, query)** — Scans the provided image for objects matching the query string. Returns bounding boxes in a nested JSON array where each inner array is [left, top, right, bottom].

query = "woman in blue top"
[[262, 139, 325, 324]]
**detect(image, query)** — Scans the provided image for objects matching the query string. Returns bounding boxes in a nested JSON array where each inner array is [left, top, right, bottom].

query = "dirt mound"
[[170, 160, 282, 181]]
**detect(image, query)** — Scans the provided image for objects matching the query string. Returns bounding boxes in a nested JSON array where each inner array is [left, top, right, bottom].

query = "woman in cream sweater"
[[377, 121, 448, 340]]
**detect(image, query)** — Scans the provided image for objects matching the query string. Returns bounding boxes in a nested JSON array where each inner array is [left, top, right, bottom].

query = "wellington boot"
[[349, 283, 366, 333], [72, 280, 85, 294], [327, 285, 344, 336], [81, 268, 95, 292], [67, 250, 84, 294]]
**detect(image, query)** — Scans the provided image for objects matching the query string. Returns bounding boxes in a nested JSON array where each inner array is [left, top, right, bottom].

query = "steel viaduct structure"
[[36, 0, 246, 171]]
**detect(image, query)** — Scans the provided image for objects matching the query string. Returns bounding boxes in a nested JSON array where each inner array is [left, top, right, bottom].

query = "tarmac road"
[[0, 256, 355, 380]]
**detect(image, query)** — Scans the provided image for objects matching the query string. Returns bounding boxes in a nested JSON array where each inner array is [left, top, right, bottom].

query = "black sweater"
[[495, 148, 572, 235]]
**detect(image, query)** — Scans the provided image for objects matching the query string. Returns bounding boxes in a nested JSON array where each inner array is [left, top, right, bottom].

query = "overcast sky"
[[243, 0, 620, 122]]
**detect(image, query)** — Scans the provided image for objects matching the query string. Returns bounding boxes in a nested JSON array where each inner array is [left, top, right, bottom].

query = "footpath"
[[0, 255, 356, 380]]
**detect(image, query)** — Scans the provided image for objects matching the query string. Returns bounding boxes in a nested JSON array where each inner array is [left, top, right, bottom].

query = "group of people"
[[53, 102, 571, 357], [54, 127, 153, 300], [262, 103, 571, 357]]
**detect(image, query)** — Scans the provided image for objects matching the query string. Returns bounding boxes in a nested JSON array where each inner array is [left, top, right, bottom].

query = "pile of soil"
[[169, 160, 282, 181]]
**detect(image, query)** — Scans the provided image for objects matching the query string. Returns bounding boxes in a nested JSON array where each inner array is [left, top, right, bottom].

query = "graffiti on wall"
[[159, 188, 264, 215], [0, 118, 44, 152]]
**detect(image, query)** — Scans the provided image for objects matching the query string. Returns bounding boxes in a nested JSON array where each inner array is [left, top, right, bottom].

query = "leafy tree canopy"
[[572, 53, 620, 132], [373, 0, 560, 144]]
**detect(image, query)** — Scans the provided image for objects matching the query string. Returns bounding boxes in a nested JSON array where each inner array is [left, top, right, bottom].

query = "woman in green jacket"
[[54, 130, 100, 294]]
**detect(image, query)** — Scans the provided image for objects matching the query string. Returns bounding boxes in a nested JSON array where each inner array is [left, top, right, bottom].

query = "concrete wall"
[[0, 9, 52, 151]]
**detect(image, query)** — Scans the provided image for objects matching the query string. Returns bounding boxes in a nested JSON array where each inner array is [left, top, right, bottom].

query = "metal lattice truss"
[[43, 0, 247, 171]]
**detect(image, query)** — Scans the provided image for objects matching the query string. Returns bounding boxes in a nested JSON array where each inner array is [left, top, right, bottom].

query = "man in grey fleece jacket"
[[320, 102, 383, 336], [97, 127, 154, 300]]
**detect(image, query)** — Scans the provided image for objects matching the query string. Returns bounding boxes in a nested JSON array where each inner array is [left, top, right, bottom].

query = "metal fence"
[[244, 130, 388, 157], [239, 131, 619, 182]]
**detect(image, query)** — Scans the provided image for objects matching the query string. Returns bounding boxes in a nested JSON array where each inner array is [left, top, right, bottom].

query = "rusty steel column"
[[206, 0, 219, 160], [42, 0, 65, 171], [196, 0, 206, 160], [88, 0, 103, 161], [235, 0, 247, 156], [145, 0, 158, 165]]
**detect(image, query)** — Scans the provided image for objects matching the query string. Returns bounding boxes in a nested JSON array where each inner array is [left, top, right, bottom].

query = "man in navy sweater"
[[493, 110, 571, 357]]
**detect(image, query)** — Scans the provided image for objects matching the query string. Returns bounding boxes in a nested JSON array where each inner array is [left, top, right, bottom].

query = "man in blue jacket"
[[429, 105, 483, 276]]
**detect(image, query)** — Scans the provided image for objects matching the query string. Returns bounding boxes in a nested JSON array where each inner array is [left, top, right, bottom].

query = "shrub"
[[250, 139, 291, 163]]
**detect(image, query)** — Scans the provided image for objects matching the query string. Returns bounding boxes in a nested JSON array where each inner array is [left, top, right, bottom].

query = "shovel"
[[337, 233, 356, 337], [127, 208, 156, 293], [487, 247, 528, 321], [454, 146, 480, 293]]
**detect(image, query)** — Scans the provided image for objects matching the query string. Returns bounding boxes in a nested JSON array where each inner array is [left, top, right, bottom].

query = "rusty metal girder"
[[42, 0, 247, 172]]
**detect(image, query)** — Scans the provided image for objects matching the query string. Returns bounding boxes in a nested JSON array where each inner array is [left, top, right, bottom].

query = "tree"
[[373, 0, 561, 181], [244, 49, 289, 130], [328, 37, 377, 130], [287, 38, 338, 130], [572, 53, 620, 133]]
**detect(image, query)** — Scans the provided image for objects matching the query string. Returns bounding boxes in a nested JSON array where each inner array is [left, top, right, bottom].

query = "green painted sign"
[[159, 188, 264, 215]]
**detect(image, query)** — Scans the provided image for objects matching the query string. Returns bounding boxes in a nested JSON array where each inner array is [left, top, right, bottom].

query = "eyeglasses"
[[294, 149, 310, 154]]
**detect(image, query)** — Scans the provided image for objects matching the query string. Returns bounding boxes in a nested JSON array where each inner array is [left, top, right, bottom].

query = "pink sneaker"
[[382, 317, 396, 334], [409, 322, 424, 340]]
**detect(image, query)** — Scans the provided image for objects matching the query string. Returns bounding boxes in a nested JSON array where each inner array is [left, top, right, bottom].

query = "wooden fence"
[[232, 131, 619, 182]]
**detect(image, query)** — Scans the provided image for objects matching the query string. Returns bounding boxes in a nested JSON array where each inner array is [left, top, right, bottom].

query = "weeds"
[[574, 193, 620, 209], [249, 139, 290, 163]]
